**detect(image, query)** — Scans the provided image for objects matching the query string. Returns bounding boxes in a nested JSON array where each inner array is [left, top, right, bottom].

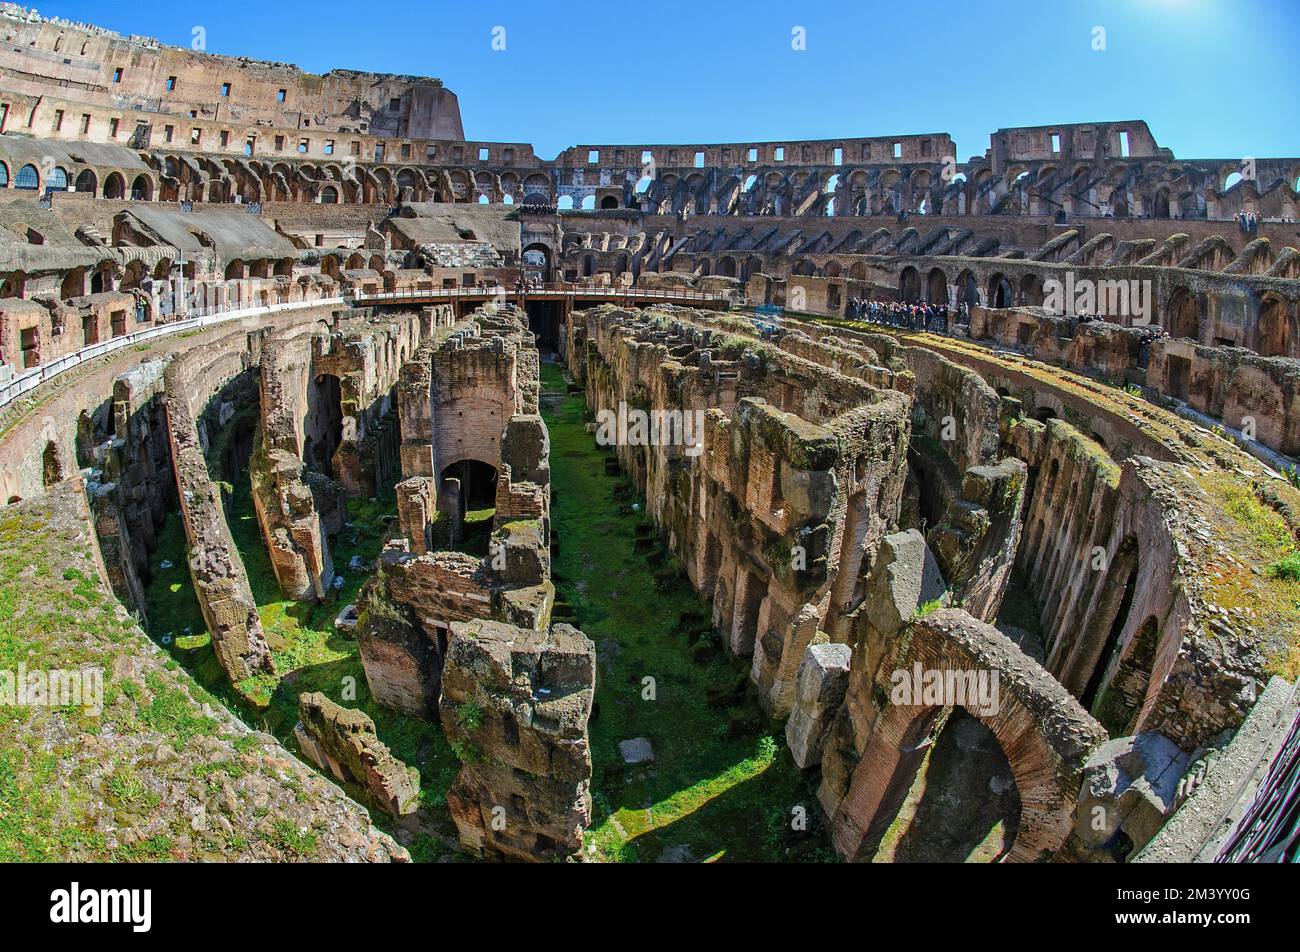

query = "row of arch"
[[0, 161, 154, 200]]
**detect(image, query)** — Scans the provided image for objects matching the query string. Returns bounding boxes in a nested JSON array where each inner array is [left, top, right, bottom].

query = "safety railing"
[[350, 284, 732, 304], [0, 297, 344, 411]]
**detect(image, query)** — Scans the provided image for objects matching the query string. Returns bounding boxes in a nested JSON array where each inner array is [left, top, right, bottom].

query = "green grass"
[[1267, 551, 1300, 582], [540, 360, 834, 863], [141, 473, 461, 861]]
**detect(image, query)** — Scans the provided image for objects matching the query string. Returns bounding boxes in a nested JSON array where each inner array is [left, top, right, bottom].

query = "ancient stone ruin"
[[0, 4, 1297, 873]]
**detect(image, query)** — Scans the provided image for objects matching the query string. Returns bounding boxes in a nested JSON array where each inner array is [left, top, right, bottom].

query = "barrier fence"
[[0, 297, 345, 412]]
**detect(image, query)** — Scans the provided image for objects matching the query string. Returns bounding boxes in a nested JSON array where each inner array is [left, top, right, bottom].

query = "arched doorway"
[[1164, 288, 1203, 341], [305, 374, 343, 478], [1091, 616, 1160, 737], [899, 266, 921, 302], [1256, 295, 1291, 357], [988, 274, 1014, 309], [102, 172, 126, 200], [925, 268, 949, 305], [1071, 536, 1141, 709], [42, 440, 63, 488], [522, 242, 552, 282]]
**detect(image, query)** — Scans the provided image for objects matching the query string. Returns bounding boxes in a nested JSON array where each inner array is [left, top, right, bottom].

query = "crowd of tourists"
[[847, 298, 972, 334]]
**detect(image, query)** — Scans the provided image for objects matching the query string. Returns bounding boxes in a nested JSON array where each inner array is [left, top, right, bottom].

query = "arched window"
[[14, 164, 39, 190], [319, 185, 338, 204], [46, 167, 68, 192], [0, 163, 8, 188]]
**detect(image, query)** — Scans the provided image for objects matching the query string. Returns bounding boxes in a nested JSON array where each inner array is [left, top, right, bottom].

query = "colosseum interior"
[[0, 3, 1297, 877]]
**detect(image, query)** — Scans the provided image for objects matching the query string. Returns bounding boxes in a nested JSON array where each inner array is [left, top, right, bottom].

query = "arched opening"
[[957, 270, 979, 307], [442, 460, 497, 510], [925, 268, 948, 305], [877, 709, 1023, 862], [841, 702, 1024, 863], [319, 185, 338, 204], [74, 169, 97, 194], [522, 242, 551, 282], [14, 163, 39, 190], [1164, 287, 1204, 341], [102, 172, 126, 200], [600, 195, 619, 209], [1091, 616, 1160, 737], [60, 268, 85, 300], [1152, 189, 1171, 219], [898, 266, 921, 302], [46, 167, 68, 192], [1075, 537, 1141, 709], [557, 195, 574, 211], [1019, 273, 1045, 307], [441, 459, 498, 554], [989, 274, 1014, 309], [304, 374, 343, 478], [130, 175, 152, 201], [1256, 295, 1290, 358]]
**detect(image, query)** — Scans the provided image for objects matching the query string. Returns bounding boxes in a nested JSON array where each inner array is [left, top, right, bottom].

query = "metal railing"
[[0, 297, 344, 412], [351, 284, 732, 304]]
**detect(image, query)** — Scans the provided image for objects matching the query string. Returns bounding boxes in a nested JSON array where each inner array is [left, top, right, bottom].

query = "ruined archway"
[[441, 459, 498, 513], [829, 610, 1105, 863]]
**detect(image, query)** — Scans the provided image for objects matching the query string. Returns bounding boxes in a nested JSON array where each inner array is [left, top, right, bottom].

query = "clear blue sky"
[[41, 0, 1300, 161]]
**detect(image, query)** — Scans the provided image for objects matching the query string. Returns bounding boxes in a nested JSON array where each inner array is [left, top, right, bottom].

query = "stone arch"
[[440, 458, 498, 512], [1164, 286, 1204, 341], [925, 267, 948, 305], [1091, 615, 1161, 737], [1019, 273, 1046, 307], [1068, 536, 1141, 707], [14, 163, 39, 190], [956, 269, 980, 307], [988, 273, 1014, 309], [830, 610, 1104, 862], [130, 175, 153, 201], [898, 266, 921, 302], [717, 255, 738, 278], [1255, 294, 1292, 358], [102, 171, 126, 200]]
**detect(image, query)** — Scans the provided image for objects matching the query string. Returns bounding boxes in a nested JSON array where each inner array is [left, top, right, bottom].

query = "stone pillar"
[[437, 476, 464, 544], [397, 475, 436, 555], [440, 620, 595, 862], [786, 643, 852, 768]]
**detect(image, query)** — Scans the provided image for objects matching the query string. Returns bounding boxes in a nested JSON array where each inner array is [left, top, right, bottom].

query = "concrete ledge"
[[1134, 676, 1299, 863]]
